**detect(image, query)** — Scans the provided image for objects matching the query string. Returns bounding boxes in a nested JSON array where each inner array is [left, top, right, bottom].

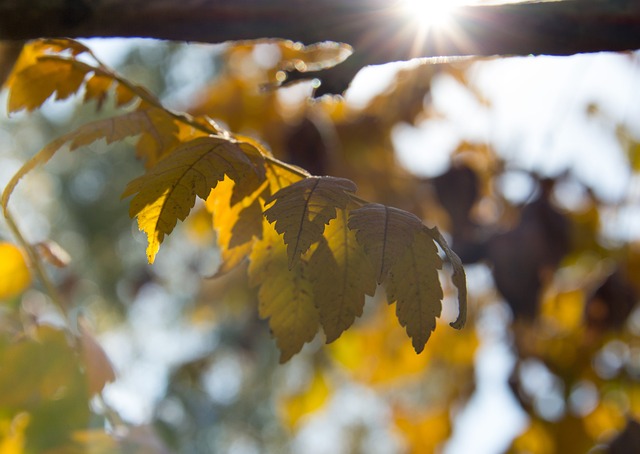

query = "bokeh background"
[[1, 2, 640, 452]]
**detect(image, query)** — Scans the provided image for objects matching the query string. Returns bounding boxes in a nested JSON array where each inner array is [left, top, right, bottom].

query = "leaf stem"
[[2, 206, 69, 325]]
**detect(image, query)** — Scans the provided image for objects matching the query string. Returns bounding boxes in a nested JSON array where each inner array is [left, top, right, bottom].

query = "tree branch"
[[2, 0, 640, 92]]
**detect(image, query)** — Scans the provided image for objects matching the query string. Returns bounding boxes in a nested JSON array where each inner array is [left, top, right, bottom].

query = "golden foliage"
[[248, 220, 319, 362], [307, 208, 377, 342], [386, 230, 443, 353], [264, 176, 357, 268], [123, 136, 263, 263], [2, 38, 466, 364], [0, 242, 31, 300]]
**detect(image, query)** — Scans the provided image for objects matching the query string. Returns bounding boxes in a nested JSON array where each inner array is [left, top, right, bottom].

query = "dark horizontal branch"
[[2, 0, 640, 87]]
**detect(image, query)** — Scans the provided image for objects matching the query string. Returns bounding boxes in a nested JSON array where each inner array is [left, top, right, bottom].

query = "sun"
[[401, 0, 461, 31]]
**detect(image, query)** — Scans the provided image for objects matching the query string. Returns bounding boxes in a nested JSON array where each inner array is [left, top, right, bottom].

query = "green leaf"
[[264, 176, 357, 268]]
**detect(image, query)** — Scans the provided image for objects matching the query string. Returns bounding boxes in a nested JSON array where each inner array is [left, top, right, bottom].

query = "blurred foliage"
[[0, 35, 639, 454]]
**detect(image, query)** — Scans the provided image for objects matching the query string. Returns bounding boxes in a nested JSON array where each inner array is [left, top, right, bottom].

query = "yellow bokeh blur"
[[0, 242, 31, 301]]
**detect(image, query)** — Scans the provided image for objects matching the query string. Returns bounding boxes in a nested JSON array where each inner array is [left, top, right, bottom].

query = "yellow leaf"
[[512, 421, 555, 454], [115, 83, 136, 107], [2, 109, 162, 211], [628, 141, 640, 172], [584, 399, 626, 440], [0, 412, 29, 454], [308, 208, 377, 342], [386, 230, 443, 354], [0, 242, 31, 300], [264, 176, 357, 268], [347, 203, 423, 284], [205, 159, 294, 275], [133, 106, 181, 168], [329, 301, 432, 384], [248, 220, 319, 362], [123, 136, 261, 264], [394, 407, 450, 454], [279, 369, 330, 429], [83, 73, 112, 109], [541, 288, 585, 332], [264, 159, 308, 194], [7, 58, 88, 113], [206, 176, 267, 275], [3, 39, 89, 91]]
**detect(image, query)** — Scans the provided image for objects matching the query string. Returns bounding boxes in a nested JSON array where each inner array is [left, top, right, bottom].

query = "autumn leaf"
[[347, 203, 424, 284], [83, 73, 113, 110], [206, 176, 267, 275], [308, 208, 377, 343], [0, 242, 31, 300], [264, 176, 357, 268], [264, 159, 308, 194], [278, 368, 330, 428], [1, 109, 169, 211], [7, 58, 89, 113], [3, 39, 89, 89], [248, 220, 319, 362], [123, 136, 262, 263], [386, 230, 443, 354], [424, 226, 467, 329], [134, 105, 181, 168]]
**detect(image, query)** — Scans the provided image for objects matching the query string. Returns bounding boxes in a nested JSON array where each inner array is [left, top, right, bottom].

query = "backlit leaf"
[[2, 109, 166, 211], [0, 242, 31, 300], [123, 136, 261, 263], [425, 226, 467, 329], [115, 83, 136, 107], [134, 105, 181, 168], [308, 208, 377, 342], [264, 176, 357, 268], [386, 230, 443, 354], [3, 39, 89, 91], [348, 203, 423, 284], [206, 176, 267, 275], [83, 73, 112, 110], [7, 58, 88, 113], [248, 220, 319, 362]]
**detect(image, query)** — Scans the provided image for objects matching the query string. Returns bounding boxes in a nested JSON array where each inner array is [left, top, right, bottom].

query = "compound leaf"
[[123, 136, 261, 263], [205, 176, 267, 275], [248, 220, 319, 362], [308, 208, 377, 343], [348, 203, 424, 284], [386, 229, 443, 354]]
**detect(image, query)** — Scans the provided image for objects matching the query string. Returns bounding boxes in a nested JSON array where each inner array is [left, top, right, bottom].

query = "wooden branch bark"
[[2, 0, 639, 92], [3, 0, 640, 59]]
